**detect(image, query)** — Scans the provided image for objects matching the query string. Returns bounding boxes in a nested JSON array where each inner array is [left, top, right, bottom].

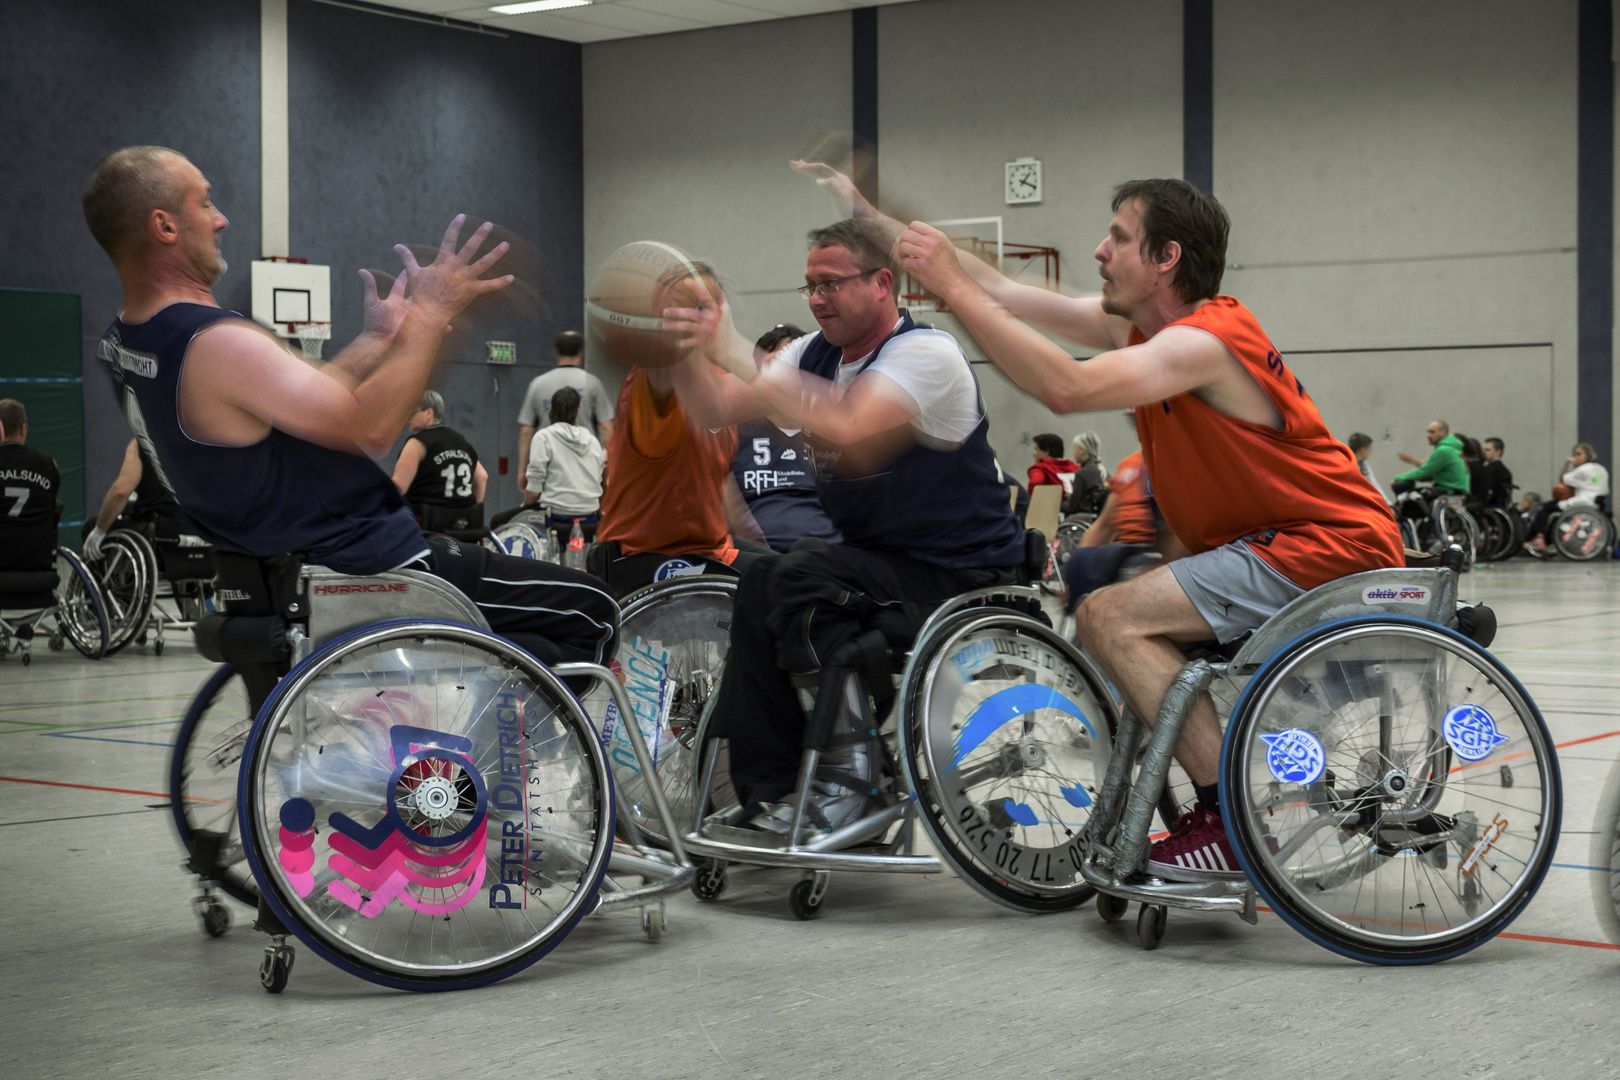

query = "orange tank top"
[[1109, 451, 1157, 545], [1132, 296, 1402, 589], [597, 370, 739, 562]]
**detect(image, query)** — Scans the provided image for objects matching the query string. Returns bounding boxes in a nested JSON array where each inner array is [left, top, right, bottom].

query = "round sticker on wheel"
[[1260, 728, 1326, 785], [653, 558, 699, 582], [1442, 703, 1509, 761]]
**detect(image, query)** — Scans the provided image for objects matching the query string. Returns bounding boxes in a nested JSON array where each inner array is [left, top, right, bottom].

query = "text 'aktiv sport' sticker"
[[1442, 703, 1510, 761], [1361, 584, 1430, 604], [1260, 728, 1326, 785]]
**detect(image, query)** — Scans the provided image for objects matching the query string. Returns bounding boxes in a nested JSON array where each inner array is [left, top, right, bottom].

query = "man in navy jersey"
[[82, 146, 616, 665], [663, 217, 1025, 836]]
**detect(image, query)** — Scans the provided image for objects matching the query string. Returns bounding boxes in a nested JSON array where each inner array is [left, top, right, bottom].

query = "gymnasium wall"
[[0, 0, 583, 514], [581, 0, 1608, 498]]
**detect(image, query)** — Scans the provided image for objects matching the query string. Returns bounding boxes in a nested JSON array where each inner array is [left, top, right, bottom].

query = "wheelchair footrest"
[[1080, 854, 1254, 914]]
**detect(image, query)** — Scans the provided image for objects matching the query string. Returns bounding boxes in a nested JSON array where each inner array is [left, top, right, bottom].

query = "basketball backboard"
[[251, 257, 331, 339]]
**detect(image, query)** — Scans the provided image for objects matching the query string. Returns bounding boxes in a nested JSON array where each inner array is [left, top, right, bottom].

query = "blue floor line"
[[1553, 862, 1607, 873]]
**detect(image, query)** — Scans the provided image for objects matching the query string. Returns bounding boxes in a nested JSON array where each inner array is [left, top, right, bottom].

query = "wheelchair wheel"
[[54, 548, 108, 660], [1433, 504, 1477, 570], [1220, 616, 1559, 965], [489, 521, 552, 561], [1587, 753, 1620, 945], [587, 576, 736, 846], [689, 690, 738, 827], [236, 620, 614, 991], [1551, 507, 1615, 561], [1477, 506, 1520, 563], [901, 607, 1118, 913], [169, 664, 259, 905], [98, 529, 157, 655]]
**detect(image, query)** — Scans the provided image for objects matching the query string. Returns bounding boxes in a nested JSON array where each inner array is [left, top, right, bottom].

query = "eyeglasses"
[[796, 268, 880, 299]]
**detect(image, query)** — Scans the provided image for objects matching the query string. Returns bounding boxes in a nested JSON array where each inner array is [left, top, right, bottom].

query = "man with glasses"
[[662, 218, 1025, 837]]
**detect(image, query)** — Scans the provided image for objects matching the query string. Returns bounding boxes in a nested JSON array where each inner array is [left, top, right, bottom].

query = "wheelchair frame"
[[172, 558, 693, 991]]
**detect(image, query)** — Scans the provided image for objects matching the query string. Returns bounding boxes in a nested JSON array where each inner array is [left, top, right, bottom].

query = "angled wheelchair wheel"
[[98, 529, 157, 655], [1477, 506, 1520, 563], [901, 607, 1118, 913], [1551, 507, 1615, 561], [237, 620, 614, 991], [688, 689, 738, 826], [1433, 504, 1477, 571], [489, 521, 552, 561], [169, 664, 259, 905], [1220, 616, 1559, 965], [586, 576, 736, 846], [54, 548, 108, 660], [1588, 752, 1620, 946]]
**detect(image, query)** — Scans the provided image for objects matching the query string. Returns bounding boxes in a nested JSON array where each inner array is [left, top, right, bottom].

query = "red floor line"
[[1450, 726, 1620, 774], [0, 775, 170, 799], [1553, 729, 1620, 750]]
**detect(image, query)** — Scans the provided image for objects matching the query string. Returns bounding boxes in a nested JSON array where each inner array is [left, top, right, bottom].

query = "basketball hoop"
[[289, 320, 332, 360]]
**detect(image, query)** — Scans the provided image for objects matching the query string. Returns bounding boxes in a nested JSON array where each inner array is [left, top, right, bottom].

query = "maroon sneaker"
[[1147, 803, 1244, 881]]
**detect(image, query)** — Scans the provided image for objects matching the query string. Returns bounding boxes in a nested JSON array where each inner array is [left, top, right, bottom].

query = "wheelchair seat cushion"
[[0, 570, 60, 593]]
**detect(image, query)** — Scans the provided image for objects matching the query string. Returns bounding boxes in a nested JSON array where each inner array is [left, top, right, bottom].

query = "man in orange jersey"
[[895, 177, 1402, 881]]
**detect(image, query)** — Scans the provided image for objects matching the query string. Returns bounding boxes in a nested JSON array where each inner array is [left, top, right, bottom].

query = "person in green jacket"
[[1392, 420, 1470, 495]]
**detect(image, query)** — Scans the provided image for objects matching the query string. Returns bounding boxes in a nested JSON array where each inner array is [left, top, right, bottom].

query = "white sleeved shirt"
[[774, 320, 981, 447], [1560, 462, 1611, 508]]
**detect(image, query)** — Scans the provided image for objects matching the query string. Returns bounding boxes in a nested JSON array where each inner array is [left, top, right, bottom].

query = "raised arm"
[[181, 216, 512, 458]]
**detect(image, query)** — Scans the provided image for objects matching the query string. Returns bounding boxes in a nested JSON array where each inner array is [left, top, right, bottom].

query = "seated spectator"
[[1478, 437, 1514, 508], [1063, 449, 1166, 612], [523, 386, 605, 549], [1346, 432, 1387, 503], [1065, 431, 1108, 515], [731, 325, 842, 552], [1027, 432, 1080, 496], [0, 399, 60, 572], [1393, 419, 1469, 495], [1525, 443, 1610, 555], [392, 390, 487, 531]]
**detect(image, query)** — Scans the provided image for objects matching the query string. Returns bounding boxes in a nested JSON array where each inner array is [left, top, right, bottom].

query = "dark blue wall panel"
[[0, 0, 262, 505], [288, 0, 582, 510]]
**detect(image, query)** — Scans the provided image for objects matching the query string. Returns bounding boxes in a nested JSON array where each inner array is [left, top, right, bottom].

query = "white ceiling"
[[367, 0, 925, 44]]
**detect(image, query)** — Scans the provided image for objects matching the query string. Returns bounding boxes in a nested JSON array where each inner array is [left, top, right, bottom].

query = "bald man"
[[82, 146, 617, 669]]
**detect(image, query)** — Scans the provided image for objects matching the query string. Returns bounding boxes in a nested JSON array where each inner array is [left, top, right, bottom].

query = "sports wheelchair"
[[0, 546, 108, 664], [1589, 745, 1620, 946], [682, 575, 1114, 921], [1395, 488, 1479, 571], [168, 552, 692, 993], [1543, 496, 1614, 561], [91, 521, 218, 655], [1080, 547, 1560, 964]]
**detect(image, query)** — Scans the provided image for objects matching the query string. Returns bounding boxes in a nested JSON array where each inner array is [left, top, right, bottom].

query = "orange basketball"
[[1553, 482, 1574, 501], [586, 241, 717, 368]]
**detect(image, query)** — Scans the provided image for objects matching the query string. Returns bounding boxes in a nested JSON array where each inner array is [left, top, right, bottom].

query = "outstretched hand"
[[791, 159, 875, 218], [896, 221, 969, 296], [394, 215, 514, 322], [358, 267, 409, 342]]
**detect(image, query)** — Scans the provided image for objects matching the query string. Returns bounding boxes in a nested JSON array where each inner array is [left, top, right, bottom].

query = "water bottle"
[[564, 519, 586, 570]]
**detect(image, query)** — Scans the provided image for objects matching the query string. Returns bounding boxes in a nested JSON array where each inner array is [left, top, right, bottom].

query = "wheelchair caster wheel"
[[198, 898, 232, 938], [1097, 892, 1130, 923], [691, 859, 728, 902], [789, 875, 827, 921], [1137, 904, 1168, 950], [48, 636, 63, 653], [154, 639, 165, 657], [642, 906, 665, 942], [259, 945, 295, 994], [21, 652, 30, 666]]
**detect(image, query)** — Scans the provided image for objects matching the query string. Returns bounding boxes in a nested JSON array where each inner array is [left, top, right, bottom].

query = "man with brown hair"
[[82, 145, 617, 665]]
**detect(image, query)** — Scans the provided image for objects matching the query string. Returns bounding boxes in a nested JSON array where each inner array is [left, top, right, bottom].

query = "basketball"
[[1553, 482, 1574, 501], [586, 241, 717, 368]]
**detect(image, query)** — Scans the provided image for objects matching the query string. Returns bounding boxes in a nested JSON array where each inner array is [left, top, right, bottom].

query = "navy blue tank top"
[[732, 418, 841, 551], [97, 304, 426, 574], [797, 313, 1024, 569]]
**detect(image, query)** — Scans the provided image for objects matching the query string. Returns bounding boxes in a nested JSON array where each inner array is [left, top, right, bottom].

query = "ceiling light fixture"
[[489, 0, 592, 13]]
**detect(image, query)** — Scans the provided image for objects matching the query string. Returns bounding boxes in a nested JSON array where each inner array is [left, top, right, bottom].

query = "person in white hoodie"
[[524, 386, 605, 549]]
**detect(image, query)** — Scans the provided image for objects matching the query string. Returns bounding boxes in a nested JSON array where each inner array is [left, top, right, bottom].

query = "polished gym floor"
[[3, 560, 1618, 1080]]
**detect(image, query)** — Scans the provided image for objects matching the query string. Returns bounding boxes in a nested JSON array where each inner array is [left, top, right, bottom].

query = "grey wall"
[[289, 0, 582, 510], [581, 0, 1611, 498], [0, 0, 263, 512], [1217, 0, 1579, 496]]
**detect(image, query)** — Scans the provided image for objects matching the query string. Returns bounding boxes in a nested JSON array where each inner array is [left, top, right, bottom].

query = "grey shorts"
[[1168, 542, 1306, 644]]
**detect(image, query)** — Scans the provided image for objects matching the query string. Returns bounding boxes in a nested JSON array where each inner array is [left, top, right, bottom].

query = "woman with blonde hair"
[[1065, 431, 1109, 515]]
